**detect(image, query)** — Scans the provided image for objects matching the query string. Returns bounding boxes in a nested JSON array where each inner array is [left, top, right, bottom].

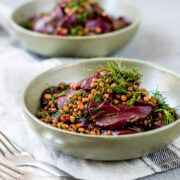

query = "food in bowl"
[[22, 0, 131, 36], [37, 61, 177, 135]]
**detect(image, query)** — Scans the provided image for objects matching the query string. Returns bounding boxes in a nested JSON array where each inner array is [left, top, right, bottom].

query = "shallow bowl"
[[11, 0, 140, 57], [22, 58, 180, 161]]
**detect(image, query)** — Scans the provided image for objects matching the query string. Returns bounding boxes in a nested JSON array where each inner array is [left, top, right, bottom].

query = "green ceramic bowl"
[[10, 0, 140, 57], [21, 58, 180, 161]]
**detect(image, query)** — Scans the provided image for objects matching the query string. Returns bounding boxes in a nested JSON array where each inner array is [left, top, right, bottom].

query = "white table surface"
[[1, 0, 180, 179]]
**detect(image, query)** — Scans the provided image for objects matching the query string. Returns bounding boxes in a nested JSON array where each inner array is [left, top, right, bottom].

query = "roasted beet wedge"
[[79, 77, 92, 90], [59, 14, 77, 28], [115, 129, 136, 135], [79, 71, 102, 90], [57, 89, 77, 109], [89, 102, 152, 130], [53, 6, 64, 21], [33, 16, 54, 33], [85, 18, 111, 33]]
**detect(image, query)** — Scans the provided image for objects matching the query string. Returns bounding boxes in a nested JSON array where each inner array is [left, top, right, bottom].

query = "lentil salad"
[[23, 0, 131, 36], [37, 61, 177, 136]]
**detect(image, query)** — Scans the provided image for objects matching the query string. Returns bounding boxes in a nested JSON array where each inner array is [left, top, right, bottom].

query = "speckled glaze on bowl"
[[21, 58, 180, 161], [10, 0, 140, 57]]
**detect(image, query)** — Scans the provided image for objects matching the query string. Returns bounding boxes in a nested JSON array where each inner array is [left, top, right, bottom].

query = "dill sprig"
[[93, 91, 103, 102], [39, 110, 55, 118], [152, 90, 170, 109], [38, 111, 47, 118], [107, 61, 142, 93], [155, 109, 175, 125], [128, 126, 142, 132], [110, 103, 120, 111], [92, 100, 107, 112], [152, 89, 175, 125], [163, 109, 175, 125], [105, 113, 117, 117], [108, 85, 128, 94], [107, 61, 119, 74], [128, 89, 147, 106], [57, 88, 70, 97], [90, 111, 105, 121]]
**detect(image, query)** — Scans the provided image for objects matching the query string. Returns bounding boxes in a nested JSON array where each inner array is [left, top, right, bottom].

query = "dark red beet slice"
[[115, 129, 136, 135], [43, 86, 60, 94], [33, 16, 54, 33], [48, 6, 64, 22], [89, 102, 152, 130], [79, 71, 102, 90], [116, 126, 145, 135], [34, 6, 64, 33], [79, 118, 89, 128], [58, 14, 77, 27], [113, 126, 144, 135], [118, 16, 131, 26], [79, 77, 93, 90], [54, 6, 64, 21], [85, 18, 111, 33], [57, 89, 77, 109], [101, 15, 114, 24]]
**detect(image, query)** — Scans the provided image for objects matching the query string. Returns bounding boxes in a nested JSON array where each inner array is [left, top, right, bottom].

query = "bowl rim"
[[11, 0, 141, 40], [21, 57, 180, 139]]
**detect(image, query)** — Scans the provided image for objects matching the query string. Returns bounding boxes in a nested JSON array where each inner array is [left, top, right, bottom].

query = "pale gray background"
[[0, 0, 180, 179]]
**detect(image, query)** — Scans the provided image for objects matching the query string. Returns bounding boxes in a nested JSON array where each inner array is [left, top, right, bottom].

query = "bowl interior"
[[24, 58, 180, 118], [12, 0, 140, 31]]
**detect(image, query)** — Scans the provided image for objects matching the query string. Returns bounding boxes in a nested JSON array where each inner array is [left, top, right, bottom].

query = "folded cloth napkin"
[[0, 27, 180, 180]]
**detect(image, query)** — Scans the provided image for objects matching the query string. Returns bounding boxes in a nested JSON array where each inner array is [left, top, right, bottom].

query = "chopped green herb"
[[128, 90, 146, 106], [152, 89, 170, 109]]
